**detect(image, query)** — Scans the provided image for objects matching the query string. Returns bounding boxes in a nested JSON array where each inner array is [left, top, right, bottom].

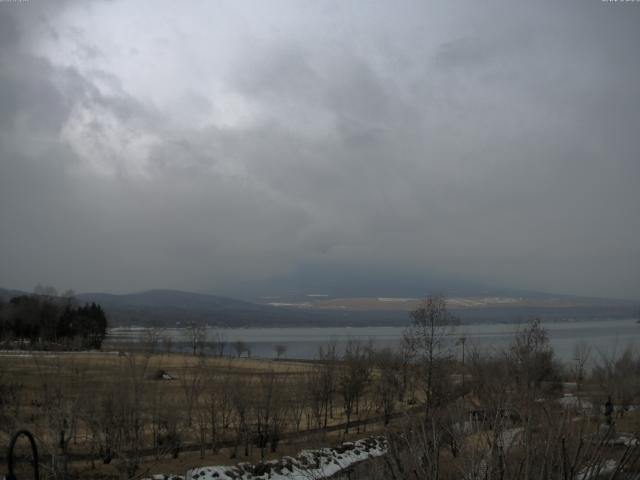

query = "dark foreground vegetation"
[[0, 288, 107, 350], [1, 296, 640, 480]]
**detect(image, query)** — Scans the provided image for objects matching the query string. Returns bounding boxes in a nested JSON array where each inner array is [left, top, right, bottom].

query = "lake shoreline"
[[104, 318, 640, 363]]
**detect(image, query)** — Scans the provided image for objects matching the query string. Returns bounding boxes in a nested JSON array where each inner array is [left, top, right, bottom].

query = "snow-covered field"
[[144, 437, 387, 480]]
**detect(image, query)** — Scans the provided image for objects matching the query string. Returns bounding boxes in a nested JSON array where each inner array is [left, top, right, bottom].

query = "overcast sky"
[[0, 0, 639, 299]]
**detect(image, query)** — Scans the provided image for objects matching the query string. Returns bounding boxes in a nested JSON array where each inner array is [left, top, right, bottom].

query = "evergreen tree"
[[0, 294, 108, 349]]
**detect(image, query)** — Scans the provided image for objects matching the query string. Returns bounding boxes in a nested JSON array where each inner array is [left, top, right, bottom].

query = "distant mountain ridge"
[[3, 286, 401, 327], [1, 287, 636, 327], [0, 287, 29, 300], [77, 289, 263, 313], [75, 289, 414, 327], [76, 289, 318, 327]]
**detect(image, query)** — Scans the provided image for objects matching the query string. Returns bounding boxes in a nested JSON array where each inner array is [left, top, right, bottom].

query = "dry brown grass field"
[[4, 317, 639, 480], [0, 350, 399, 479]]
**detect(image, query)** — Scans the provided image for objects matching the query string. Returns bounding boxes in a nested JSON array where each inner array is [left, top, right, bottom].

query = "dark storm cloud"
[[0, 0, 638, 299]]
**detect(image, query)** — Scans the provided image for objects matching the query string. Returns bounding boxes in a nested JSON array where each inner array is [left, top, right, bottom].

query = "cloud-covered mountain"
[[0, 1, 638, 300]]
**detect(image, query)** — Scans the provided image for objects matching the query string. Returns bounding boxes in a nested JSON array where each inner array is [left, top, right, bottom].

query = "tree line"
[[0, 289, 107, 349]]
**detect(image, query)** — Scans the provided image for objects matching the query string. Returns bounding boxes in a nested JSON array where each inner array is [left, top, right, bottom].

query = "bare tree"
[[572, 341, 592, 398], [60, 289, 76, 301], [209, 329, 226, 357], [274, 344, 287, 360], [229, 375, 251, 458], [195, 390, 209, 459], [179, 357, 206, 427], [162, 335, 173, 355], [142, 326, 164, 354], [253, 370, 288, 460], [32, 356, 87, 479], [288, 376, 309, 432], [338, 340, 372, 433], [507, 319, 560, 480], [202, 364, 235, 455], [308, 342, 337, 430], [185, 323, 208, 356], [233, 340, 249, 358], [0, 361, 23, 435], [372, 348, 402, 425], [33, 284, 58, 297], [149, 384, 181, 460], [592, 343, 640, 419], [102, 353, 151, 480], [404, 295, 458, 411]]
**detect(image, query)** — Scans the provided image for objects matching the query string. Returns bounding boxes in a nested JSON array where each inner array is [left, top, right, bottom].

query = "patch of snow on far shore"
[[267, 302, 312, 307], [377, 298, 416, 302]]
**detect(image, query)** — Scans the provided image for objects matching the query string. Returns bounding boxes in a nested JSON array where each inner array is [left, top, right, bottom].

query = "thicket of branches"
[[370, 297, 640, 480]]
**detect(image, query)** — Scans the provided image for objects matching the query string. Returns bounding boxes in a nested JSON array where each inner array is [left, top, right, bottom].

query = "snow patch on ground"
[[144, 437, 386, 480], [558, 394, 593, 411], [497, 427, 523, 449], [601, 432, 639, 446]]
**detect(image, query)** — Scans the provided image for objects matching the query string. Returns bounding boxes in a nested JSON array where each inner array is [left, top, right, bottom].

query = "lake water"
[[105, 318, 640, 364]]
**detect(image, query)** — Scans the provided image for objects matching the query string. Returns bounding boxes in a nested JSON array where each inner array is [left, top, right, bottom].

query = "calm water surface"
[[106, 318, 639, 363]]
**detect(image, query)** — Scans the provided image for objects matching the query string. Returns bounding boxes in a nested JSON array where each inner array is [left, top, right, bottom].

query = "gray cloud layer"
[[0, 0, 639, 299]]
